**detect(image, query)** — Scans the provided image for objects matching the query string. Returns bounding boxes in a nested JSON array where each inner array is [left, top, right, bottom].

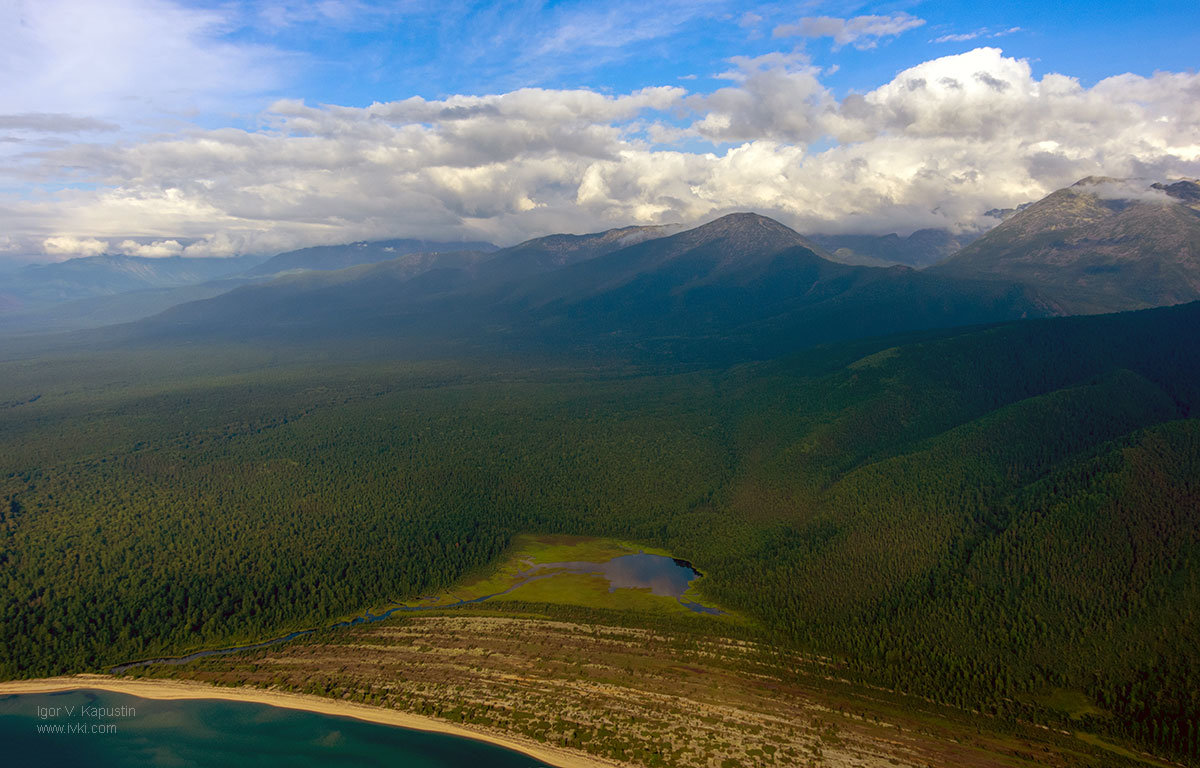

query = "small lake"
[[520, 553, 722, 615], [0, 690, 551, 768]]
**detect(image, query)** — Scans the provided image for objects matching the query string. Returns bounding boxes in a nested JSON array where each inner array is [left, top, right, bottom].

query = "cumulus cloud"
[[180, 231, 253, 259], [7, 47, 1200, 257], [117, 239, 185, 258], [687, 53, 833, 144], [42, 236, 108, 258], [774, 12, 925, 50]]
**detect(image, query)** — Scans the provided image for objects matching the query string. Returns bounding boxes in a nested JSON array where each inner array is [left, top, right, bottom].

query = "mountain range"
[[245, 238, 498, 277], [142, 212, 1052, 362], [934, 177, 1200, 312], [809, 228, 976, 268], [5, 177, 1200, 355]]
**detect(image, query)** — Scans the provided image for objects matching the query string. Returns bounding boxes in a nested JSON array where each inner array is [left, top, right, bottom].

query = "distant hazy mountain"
[[0, 241, 506, 334], [141, 213, 1054, 362], [934, 177, 1200, 312], [0, 277, 261, 335], [809, 229, 979, 269], [0, 254, 265, 312], [246, 238, 498, 276]]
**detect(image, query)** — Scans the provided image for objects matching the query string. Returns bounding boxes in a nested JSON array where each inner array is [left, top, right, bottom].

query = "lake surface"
[[0, 690, 551, 768], [521, 553, 722, 615], [113, 551, 718, 672]]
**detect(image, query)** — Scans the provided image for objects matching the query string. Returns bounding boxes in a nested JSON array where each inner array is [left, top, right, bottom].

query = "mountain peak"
[[935, 178, 1200, 312], [1153, 179, 1200, 208], [674, 212, 824, 253], [695, 212, 796, 234], [648, 212, 835, 269], [1071, 175, 1124, 188]]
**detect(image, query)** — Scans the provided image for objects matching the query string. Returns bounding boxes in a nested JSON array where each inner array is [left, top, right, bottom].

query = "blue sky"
[[1, 0, 1197, 262], [209, 1, 1199, 107]]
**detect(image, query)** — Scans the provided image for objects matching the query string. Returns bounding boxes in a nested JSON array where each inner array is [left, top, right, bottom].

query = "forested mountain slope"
[[2, 300, 1198, 762]]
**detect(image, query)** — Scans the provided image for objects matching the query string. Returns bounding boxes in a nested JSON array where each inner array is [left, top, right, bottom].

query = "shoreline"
[[0, 675, 618, 768]]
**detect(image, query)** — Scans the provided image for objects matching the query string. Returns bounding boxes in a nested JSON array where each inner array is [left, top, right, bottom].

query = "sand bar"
[[0, 675, 618, 768]]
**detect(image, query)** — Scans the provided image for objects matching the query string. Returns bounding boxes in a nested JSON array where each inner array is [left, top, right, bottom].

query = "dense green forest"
[[2, 302, 1198, 763]]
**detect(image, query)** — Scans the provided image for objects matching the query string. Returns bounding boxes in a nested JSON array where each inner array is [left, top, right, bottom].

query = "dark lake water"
[[523, 553, 722, 615], [0, 690, 551, 768]]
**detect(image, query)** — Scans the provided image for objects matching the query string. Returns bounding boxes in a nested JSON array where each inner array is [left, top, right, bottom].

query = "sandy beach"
[[0, 675, 618, 768]]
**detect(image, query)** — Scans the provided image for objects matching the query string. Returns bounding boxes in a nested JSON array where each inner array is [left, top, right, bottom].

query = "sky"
[[1, 0, 1198, 264]]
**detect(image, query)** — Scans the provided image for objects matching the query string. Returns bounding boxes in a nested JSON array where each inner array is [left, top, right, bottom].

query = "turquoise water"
[[0, 690, 552, 767]]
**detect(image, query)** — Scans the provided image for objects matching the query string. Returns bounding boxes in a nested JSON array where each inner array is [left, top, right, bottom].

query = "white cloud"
[[180, 231, 255, 259], [934, 26, 1023, 44], [7, 47, 1200, 257], [934, 32, 981, 43], [117, 239, 185, 258], [774, 12, 925, 50], [687, 53, 833, 144], [42, 235, 108, 257], [456, 0, 735, 88], [1078, 177, 1177, 204], [535, 2, 698, 54], [255, 0, 382, 30], [0, 0, 284, 125]]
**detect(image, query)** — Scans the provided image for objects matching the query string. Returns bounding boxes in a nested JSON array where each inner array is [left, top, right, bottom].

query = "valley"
[[3, 294, 1198, 765], [108, 536, 725, 674]]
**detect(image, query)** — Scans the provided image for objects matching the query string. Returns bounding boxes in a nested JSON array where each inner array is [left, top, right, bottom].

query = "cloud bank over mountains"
[[2, 1, 1198, 262]]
